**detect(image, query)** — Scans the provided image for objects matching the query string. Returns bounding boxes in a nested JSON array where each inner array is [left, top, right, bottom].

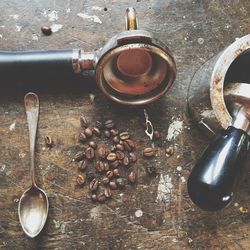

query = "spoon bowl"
[[18, 185, 48, 238]]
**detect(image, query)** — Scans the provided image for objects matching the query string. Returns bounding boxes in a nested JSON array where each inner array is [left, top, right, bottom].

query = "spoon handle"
[[24, 92, 39, 186]]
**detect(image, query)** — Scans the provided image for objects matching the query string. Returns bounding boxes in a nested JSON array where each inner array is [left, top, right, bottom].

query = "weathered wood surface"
[[0, 0, 250, 249]]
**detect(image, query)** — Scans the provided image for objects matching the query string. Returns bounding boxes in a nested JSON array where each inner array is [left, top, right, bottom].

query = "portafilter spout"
[[0, 8, 176, 106]]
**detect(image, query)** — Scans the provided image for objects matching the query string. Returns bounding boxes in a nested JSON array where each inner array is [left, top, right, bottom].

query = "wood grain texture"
[[0, 0, 250, 249]]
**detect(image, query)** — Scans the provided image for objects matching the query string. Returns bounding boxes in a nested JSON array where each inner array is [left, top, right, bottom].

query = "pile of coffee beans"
[[74, 117, 140, 203]]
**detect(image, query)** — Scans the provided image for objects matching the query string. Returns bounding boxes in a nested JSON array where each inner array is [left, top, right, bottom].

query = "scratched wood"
[[0, 0, 250, 249]]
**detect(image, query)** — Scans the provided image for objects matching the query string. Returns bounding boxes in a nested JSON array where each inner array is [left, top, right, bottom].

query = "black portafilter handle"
[[0, 49, 94, 76], [187, 111, 250, 211]]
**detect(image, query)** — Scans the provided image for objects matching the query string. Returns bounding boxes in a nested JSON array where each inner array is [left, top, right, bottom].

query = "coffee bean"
[[107, 152, 117, 162], [110, 160, 120, 168], [105, 120, 115, 129], [98, 146, 109, 159], [104, 130, 111, 138], [85, 147, 95, 160], [104, 162, 109, 171], [104, 188, 112, 198], [85, 167, 96, 181], [116, 150, 125, 160], [143, 147, 155, 157], [129, 152, 137, 163], [89, 178, 99, 192], [44, 135, 53, 148], [79, 132, 87, 143], [153, 130, 161, 139], [97, 192, 106, 202], [78, 160, 87, 171], [125, 139, 135, 150], [113, 168, 120, 177], [84, 128, 93, 138], [146, 166, 157, 176], [109, 181, 117, 190], [95, 121, 103, 129], [106, 170, 114, 179], [41, 26, 52, 36], [119, 131, 130, 140], [92, 127, 101, 136], [89, 141, 97, 149], [111, 145, 116, 152], [165, 146, 174, 157], [116, 178, 126, 188], [73, 151, 85, 162], [91, 194, 97, 202], [123, 140, 132, 152], [123, 156, 130, 166], [128, 171, 136, 184], [80, 116, 88, 128], [76, 174, 85, 186], [113, 136, 120, 144], [102, 177, 110, 185], [96, 161, 105, 172], [110, 129, 119, 137], [116, 144, 124, 151]]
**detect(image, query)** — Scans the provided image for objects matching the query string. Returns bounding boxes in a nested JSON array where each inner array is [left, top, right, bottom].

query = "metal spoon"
[[18, 92, 49, 238]]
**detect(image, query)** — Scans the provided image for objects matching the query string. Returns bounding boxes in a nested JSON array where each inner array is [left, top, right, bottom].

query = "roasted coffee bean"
[[85, 147, 95, 160], [92, 127, 101, 136], [123, 156, 130, 166], [107, 152, 117, 162], [44, 135, 53, 148], [146, 166, 157, 176], [104, 162, 110, 171], [125, 139, 135, 150], [78, 160, 87, 171], [106, 170, 114, 179], [85, 167, 96, 181], [95, 121, 103, 129], [102, 177, 110, 185], [89, 178, 99, 192], [128, 171, 136, 184], [110, 160, 120, 168], [153, 130, 161, 139], [110, 129, 119, 137], [84, 127, 93, 138], [97, 192, 106, 202], [80, 116, 88, 128], [78, 132, 87, 143], [105, 120, 115, 129], [76, 174, 86, 186], [116, 178, 126, 188], [129, 152, 137, 163], [89, 141, 97, 149], [143, 147, 155, 157], [104, 188, 112, 198], [96, 161, 105, 172], [98, 146, 109, 159], [165, 146, 174, 157], [123, 140, 132, 152], [116, 144, 124, 151], [119, 131, 130, 140], [41, 26, 52, 36], [116, 150, 125, 160], [113, 168, 120, 177], [73, 151, 85, 162], [91, 194, 97, 202], [104, 130, 111, 138], [109, 181, 117, 190], [113, 136, 120, 144]]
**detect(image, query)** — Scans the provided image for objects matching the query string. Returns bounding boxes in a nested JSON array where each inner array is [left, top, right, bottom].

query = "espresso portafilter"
[[0, 8, 176, 106]]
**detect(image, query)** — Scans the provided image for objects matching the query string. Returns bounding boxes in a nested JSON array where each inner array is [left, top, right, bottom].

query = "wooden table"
[[0, 0, 250, 249]]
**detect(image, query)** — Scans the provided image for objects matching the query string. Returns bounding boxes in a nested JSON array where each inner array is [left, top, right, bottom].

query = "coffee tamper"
[[0, 8, 176, 106]]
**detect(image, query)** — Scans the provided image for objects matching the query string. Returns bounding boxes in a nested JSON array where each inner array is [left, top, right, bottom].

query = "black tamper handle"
[[0, 50, 76, 74], [187, 126, 249, 211]]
